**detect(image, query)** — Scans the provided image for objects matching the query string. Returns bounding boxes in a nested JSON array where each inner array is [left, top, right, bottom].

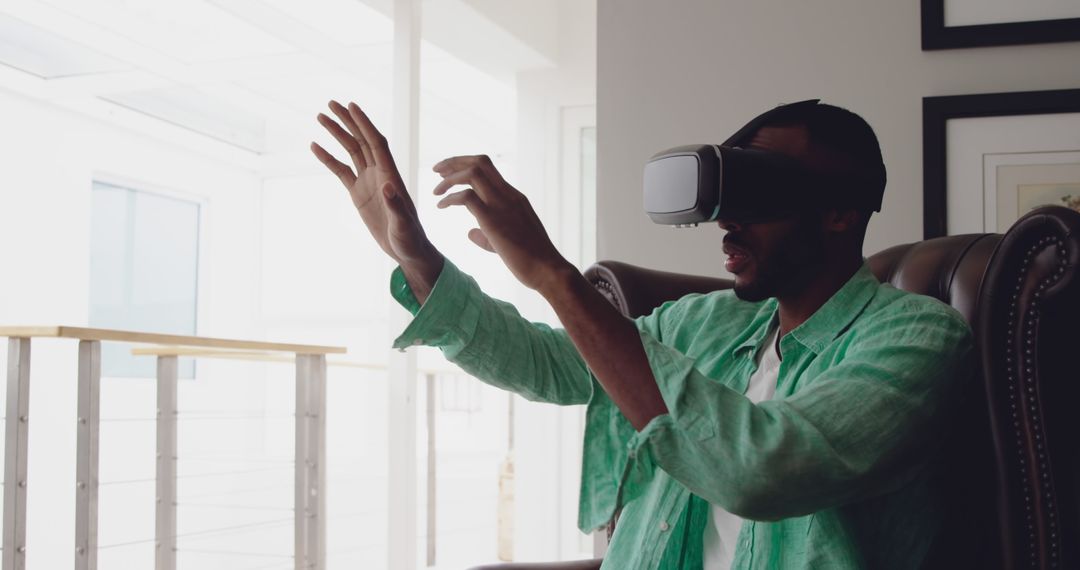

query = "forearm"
[[539, 265, 668, 430]]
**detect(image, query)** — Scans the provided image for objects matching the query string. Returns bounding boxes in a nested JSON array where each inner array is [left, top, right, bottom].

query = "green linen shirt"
[[390, 259, 973, 569]]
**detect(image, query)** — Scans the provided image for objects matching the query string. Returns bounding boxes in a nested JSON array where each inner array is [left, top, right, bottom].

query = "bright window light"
[[0, 13, 129, 77], [89, 181, 200, 378], [261, 0, 393, 46], [41, 0, 295, 63]]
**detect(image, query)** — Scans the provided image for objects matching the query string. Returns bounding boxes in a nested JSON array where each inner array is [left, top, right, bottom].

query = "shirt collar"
[[735, 261, 879, 357], [735, 300, 779, 355]]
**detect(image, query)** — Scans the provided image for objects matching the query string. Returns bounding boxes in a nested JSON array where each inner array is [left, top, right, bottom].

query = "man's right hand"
[[310, 100, 443, 302]]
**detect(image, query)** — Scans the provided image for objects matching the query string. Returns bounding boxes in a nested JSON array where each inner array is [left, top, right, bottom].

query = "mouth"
[[722, 243, 751, 274]]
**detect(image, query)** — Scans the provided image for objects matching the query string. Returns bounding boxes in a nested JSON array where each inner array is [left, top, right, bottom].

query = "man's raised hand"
[[311, 100, 443, 300], [432, 154, 575, 295]]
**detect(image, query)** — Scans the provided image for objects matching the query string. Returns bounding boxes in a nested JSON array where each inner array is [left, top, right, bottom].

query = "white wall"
[[597, 0, 1080, 276], [0, 87, 262, 569], [0, 89, 261, 334]]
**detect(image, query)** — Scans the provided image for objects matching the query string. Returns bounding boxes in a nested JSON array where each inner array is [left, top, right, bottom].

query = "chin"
[[732, 278, 771, 302]]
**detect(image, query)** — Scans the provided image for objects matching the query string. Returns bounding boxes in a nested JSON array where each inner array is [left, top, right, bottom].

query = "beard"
[[732, 216, 825, 302]]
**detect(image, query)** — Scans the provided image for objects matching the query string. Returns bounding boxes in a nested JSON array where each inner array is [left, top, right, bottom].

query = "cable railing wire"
[[100, 465, 293, 486]]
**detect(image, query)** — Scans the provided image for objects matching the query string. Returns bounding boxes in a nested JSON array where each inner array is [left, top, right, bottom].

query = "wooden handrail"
[[130, 347, 379, 369], [130, 346, 464, 376], [0, 326, 345, 354]]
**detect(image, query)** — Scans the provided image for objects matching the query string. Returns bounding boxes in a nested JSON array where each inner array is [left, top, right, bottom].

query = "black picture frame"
[[921, 0, 1080, 50], [922, 88, 1080, 239]]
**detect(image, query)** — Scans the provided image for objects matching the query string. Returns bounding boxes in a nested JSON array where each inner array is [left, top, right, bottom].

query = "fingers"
[[438, 191, 494, 251], [346, 102, 397, 169], [310, 142, 356, 187], [317, 113, 366, 171], [437, 188, 496, 232], [468, 228, 495, 252], [436, 188, 483, 210], [433, 154, 504, 184], [434, 166, 505, 206], [432, 167, 488, 196], [328, 101, 374, 168]]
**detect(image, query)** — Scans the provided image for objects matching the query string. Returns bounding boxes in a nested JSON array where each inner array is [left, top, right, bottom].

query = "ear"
[[822, 209, 861, 233]]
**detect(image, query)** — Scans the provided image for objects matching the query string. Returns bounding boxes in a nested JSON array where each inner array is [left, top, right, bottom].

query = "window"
[[89, 181, 200, 377]]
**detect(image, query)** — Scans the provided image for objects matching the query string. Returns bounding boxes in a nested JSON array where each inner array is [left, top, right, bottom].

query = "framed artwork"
[[922, 89, 1080, 239], [921, 0, 1080, 50], [984, 152, 1080, 230]]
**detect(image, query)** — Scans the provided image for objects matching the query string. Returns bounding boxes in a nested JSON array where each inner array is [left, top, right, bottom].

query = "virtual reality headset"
[[643, 100, 884, 227]]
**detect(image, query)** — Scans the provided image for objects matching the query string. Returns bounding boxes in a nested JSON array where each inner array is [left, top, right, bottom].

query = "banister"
[[0, 326, 345, 570], [130, 346, 466, 376], [1, 325, 470, 570], [0, 325, 346, 354]]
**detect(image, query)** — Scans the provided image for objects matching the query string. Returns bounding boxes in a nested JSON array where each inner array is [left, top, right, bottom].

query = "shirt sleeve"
[[616, 299, 973, 522], [576, 298, 684, 532], [390, 258, 594, 405]]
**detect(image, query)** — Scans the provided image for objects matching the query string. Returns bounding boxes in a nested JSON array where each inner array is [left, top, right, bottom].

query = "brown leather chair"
[[470, 205, 1080, 570]]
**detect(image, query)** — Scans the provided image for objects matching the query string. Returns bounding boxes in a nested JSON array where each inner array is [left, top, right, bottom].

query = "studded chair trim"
[[978, 206, 1080, 570]]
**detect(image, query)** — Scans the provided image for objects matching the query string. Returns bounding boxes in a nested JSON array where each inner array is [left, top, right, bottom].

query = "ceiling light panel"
[[103, 85, 267, 152], [40, 0, 295, 64], [0, 13, 130, 78]]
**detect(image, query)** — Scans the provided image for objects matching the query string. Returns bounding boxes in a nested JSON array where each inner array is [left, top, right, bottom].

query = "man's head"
[[719, 102, 885, 302]]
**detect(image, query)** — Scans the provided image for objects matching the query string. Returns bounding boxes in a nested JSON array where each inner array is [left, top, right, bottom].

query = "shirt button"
[[659, 521, 670, 532]]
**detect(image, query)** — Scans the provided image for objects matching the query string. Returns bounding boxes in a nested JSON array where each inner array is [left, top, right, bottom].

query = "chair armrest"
[[584, 260, 732, 319]]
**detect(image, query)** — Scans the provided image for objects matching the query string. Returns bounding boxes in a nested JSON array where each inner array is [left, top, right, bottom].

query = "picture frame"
[[922, 89, 1080, 239], [921, 0, 1080, 50]]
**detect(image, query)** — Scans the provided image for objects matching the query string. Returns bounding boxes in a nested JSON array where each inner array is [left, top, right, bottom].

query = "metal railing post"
[[295, 354, 326, 570], [155, 356, 178, 570], [425, 373, 436, 567], [75, 340, 101, 570], [3, 338, 31, 570]]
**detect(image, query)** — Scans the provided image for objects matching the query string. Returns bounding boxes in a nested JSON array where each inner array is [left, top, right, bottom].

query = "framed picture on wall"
[[921, 0, 1080, 49], [922, 89, 1080, 238]]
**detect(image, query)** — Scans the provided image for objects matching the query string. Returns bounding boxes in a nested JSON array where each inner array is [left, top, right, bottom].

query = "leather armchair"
[[469, 205, 1080, 570]]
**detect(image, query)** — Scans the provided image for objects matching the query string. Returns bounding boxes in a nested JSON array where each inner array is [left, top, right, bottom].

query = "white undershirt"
[[703, 324, 781, 570]]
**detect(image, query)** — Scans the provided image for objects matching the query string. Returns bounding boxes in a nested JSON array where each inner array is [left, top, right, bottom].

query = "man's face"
[[719, 125, 828, 301], [719, 214, 824, 301]]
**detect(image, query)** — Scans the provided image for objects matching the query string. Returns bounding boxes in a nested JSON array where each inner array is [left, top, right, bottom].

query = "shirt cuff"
[[626, 413, 669, 470], [601, 329, 712, 522], [390, 258, 480, 351], [635, 329, 718, 441]]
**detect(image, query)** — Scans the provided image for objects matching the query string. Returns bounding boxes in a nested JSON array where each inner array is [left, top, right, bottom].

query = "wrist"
[[536, 260, 583, 302], [401, 246, 444, 305]]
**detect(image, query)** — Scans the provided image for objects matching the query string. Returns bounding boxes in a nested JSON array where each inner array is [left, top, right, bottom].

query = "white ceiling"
[[0, 0, 559, 169]]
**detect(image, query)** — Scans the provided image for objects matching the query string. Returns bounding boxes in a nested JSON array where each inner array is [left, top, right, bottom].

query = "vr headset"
[[643, 100, 884, 227]]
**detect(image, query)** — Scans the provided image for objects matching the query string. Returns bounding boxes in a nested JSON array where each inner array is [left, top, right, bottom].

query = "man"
[[311, 100, 972, 569]]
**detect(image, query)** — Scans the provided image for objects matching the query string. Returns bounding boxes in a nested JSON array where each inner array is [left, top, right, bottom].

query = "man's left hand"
[[433, 154, 575, 294]]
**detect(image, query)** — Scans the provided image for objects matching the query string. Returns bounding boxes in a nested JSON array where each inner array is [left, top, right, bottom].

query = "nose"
[[717, 219, 743, 232]]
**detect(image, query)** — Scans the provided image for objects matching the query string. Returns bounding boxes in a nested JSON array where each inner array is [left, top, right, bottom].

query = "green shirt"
[[390, 259, 972, 569]]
